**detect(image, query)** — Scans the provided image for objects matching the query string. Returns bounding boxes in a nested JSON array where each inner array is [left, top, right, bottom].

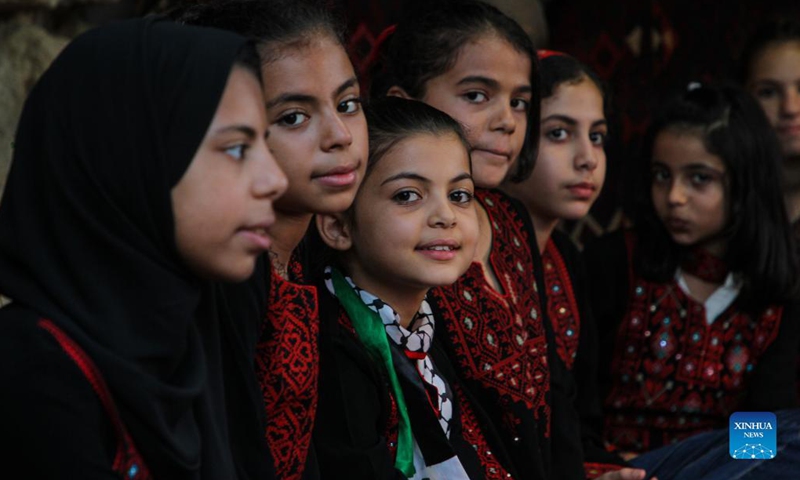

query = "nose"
[[253, 144, 288, 200], [667, 179, 687, 207], [574, 137, 599, 172], [490, 100, 518, 135], [320, 110, 354, 151], [780, 87, 800, 118], [429, 195, 457, 228]]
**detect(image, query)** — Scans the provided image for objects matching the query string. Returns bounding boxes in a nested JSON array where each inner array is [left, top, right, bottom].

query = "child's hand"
[[595, 467, 655, 480]]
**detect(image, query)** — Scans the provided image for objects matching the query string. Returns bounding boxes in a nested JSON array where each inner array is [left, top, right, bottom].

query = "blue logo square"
[[729, 412, 777, 459]]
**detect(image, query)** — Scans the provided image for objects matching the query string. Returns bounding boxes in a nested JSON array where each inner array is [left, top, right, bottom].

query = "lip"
[[777, 124, 800, 136], [566, 182, 596, 200], [415, 239, 460, 261], [473, 147, 512, 164], [238, 220, 274, 251], [312, 161, 361, 188], [664, 217, 690, 233]]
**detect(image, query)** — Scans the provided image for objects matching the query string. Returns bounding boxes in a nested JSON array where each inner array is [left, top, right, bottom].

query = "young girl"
[[372, 2, 592, 478], [0, 17, 286, 478], [584, 83, 800, 457], [177, 1, 368, 478], [741, 19, 800, 225], [313, 96, 525, 479], [504, 51, 649, 480]]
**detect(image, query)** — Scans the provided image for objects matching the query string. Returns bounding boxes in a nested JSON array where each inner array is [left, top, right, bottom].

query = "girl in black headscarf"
[[0, 16, 286, 479]]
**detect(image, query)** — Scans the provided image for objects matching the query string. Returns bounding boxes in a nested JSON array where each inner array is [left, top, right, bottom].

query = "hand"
[[595, 467, 655, 480]]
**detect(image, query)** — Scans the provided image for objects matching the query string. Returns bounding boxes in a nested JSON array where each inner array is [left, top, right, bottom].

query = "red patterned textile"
[[603, 236, 783, 452], [255, 265, 319, 480], [456, 384, 513, 480], [433, 190, 550, 433], [543, 239, 581, 370]]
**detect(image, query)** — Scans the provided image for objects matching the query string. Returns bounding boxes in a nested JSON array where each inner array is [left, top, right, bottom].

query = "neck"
[[346, 269, 427, 329], [785, 190, 800, 225], [269, 210, 314, 279], [530, 212, 559, 254]]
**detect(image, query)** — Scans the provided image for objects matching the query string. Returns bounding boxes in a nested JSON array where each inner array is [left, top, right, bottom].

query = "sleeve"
[[743, 300, 800, 411], [312, 297, 405, 480], [0, 316, 120, 479]]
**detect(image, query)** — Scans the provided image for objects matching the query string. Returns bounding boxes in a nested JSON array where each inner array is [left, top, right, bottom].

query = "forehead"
[[259, 36, 355, 97], [750, 40, 800, 80], [370, 133, 471, 181], [443, 33, 531, 87], [653, 129, 725, 171], [542, 79, 604, 119]]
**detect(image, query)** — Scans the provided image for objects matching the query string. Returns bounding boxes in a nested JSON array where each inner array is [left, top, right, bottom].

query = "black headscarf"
[[0, 16, 266, 479]]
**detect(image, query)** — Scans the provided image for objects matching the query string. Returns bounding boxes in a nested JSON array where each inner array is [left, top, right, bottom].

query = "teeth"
[[427, 246, 454, 251], [252, 228, 266, 235]]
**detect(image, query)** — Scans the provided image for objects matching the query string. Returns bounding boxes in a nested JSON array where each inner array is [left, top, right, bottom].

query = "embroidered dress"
[[255, 261, 319, 480], [585, 231, 798, 454], [429, 189, 559, 479], [543, 237, 581, 370]]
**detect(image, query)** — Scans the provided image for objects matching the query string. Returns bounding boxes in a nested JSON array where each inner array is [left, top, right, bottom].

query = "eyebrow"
[[380, 171, 473, 186], [450, 172, 473, 183], [213, 125, 257, 138], [652, 161, 724, 173], [265, 76, 360, 109], [457, 75, 532, 94], [542, 114, 607, 127]]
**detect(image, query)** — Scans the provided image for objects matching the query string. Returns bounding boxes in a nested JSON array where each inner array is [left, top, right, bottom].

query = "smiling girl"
[[584, 83, 800, 457]]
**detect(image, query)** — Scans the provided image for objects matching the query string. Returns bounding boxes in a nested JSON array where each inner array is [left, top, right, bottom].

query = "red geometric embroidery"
[[433, 190, 550, 433], [255, 266, 319, 480], [542, 239, 581, 370], [455, 384, 513, 479], [603, 236, 783, 452]]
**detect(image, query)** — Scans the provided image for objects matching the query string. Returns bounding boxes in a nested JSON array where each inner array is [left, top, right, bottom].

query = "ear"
[[386, 85, 412, 99], [316, 213, 353, 252]]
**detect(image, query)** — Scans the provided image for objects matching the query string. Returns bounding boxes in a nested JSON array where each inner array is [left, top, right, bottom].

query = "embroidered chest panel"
[[433, 191, 549, 420], [605, 275, 782, 451], [542, 240, 581, 370], [255, 267, 319, 480]]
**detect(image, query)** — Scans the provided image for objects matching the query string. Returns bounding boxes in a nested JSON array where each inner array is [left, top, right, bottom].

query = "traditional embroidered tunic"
[[585, 231, 799, 453]]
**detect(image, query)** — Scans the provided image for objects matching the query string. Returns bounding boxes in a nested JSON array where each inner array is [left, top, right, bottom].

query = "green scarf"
[[330, 268, 415, 477]]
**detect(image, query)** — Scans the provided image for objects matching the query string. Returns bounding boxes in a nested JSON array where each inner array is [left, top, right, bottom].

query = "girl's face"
[[748, 40, 800, 158], [345, 133, 479, 300], [172, 66, 287, 282], [651, 129, 728, 254], [418, 34, 532, 189], [262, 35, 368, 215], [513, 78, 606, 223]]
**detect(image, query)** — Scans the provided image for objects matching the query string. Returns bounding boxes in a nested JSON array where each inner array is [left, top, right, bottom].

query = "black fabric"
[[0, 17, 260, 480]]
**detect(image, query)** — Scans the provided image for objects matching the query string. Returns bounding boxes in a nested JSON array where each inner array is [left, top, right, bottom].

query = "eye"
[[277, 111, 309, 128], [589, 131, 607, 146], [546, 127, 568, 141], [450, 189, 474, 204], [511, 98, 530, 112], [393, 190, 421, 204], [651, 166, 670, 183], [690, 172, 714, 186], [463, 91, 488, 103], [754, 85, 778, 100], [224, 144, 248, 160], [337, 98, 362, 114]]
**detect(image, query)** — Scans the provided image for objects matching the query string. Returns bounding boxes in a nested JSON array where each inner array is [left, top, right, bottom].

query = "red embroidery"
[[433, 190, 550, 432], [604, 235, 783, 452], [255, 265, 319, 480], [38, 319, 151, 480], [456, 385, 514, 479], [542, 239, 581, 370]]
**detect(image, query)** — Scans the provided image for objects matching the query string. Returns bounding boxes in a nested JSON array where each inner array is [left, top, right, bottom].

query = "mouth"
[[473, 147, 512, 164], [238, 222, 274, 251], [665, 217, 690, 233], [566, 182, 596, 199], [312, 161, 361, 188], [777, 124, 800, 136], [415, 240, 461, 260]]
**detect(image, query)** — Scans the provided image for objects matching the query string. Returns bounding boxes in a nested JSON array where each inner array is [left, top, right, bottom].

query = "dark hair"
[[364, 97, 471, 181], [173, 0, 345, 64], [740, 18, 800, 83], [371, 0, 539, 182], [539, 53, 611, 120], [233, 41, 263, 83], [634, 83, 798, 310]]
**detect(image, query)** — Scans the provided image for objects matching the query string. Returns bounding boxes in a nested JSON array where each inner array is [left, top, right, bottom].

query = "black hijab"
[[0, 16, 265, 479]]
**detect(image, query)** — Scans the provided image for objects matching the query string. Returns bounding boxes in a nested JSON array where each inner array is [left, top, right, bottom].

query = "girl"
[[314, 96, 520, 479], [372, 2, 588, 478], [176, 1, 368, 478], [584, 83, 800, 457], [0, 17, 286, 478], [741, 19, 800, 225], [504, 51, 647, 479]]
